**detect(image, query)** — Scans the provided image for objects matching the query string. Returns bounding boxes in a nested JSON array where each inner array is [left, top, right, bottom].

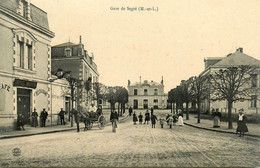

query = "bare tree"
[[209, 66, 255, 129], [190, 75, 210, 123]]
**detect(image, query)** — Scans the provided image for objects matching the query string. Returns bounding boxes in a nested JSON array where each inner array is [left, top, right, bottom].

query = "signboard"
[[13, 79, 37, 89]]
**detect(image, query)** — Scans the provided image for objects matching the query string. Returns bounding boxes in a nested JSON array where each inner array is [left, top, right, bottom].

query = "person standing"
[[213, 108, 221, 128], [138, 112, 143, 124], [133, 111, 138, 125], [59, 108, 66, 125], [31, 108, 38, 128], [71, 108, 80, 132], [110, 110, 118, 133], [177, 110, 184, 126], [40, 108, 48, 127], [129, 106, 133, 116], [144, 110, 150, 124], [159, 117, 166, 128], [236, 109, 248, 137], [166, 114, 174, 129], [151, 114, 158, 128]]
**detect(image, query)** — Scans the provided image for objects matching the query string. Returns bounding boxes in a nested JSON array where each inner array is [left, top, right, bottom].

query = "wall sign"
[[13, 79, 37, 89]]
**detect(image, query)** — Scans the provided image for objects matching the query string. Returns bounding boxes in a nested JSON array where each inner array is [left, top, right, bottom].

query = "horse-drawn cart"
[[80, 111, 106, 131]]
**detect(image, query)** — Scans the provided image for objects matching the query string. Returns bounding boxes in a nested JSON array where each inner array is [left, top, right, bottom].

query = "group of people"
[[17, 108, 49, 130], [211, 108, 248, 137], [132, 109, 184, 129]]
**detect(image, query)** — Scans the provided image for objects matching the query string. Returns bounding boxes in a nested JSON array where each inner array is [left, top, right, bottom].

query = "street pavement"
[[0, 112, 259, 167]]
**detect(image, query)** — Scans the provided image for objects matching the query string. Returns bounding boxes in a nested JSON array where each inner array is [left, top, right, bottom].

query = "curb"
[[0, 115, 129, 140], [184, 122, 260, 138]]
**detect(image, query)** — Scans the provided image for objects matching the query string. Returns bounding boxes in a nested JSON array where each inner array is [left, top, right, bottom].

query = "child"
[[159, 117, 166, 128], [138, 113, 143, 124], [133, 111, 138, 125]]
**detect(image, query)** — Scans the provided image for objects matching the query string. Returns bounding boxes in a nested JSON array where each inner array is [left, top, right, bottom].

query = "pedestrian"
[[97, 105, 102, 117], [166, 114, 174, 129], [129, 106, 133, 116], [59, 108, 66, 125], [133, 111, 138, 125], [159, 117, 166, 128], [166, 114, 170, 125], [236, 109, 248, 137], [144, 110, 150, 124], [213, 108, 221, 128], [71, 108, 80, 132], [151, 114, 158, 128], [17, 113, 26, 130], [138, 112, 143, 124], [177, 109, 184, 126], [31, 108, 38, 128], [110, 110, 118, 133], [40, 108, 48, 127]]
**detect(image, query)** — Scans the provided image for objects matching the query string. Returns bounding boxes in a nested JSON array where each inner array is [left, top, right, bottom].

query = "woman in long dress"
[[177, 109, 184, 126], [133, 112, 138, 125], [31, 108, 38, 127], [236, 109, 248, 137], [138, 113, 143, 124], [213, 108, 221, 128]]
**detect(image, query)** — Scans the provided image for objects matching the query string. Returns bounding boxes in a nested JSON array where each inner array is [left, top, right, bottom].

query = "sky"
[[31, 0, 260, 92]]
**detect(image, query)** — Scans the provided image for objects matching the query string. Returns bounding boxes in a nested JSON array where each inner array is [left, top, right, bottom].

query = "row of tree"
[[168, 66, 256, 129]]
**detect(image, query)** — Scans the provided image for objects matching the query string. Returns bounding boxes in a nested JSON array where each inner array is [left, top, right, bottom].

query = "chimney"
[[161, 76, 164, 85], [236, 47, 243, 53], [79, 35, 82, 44]]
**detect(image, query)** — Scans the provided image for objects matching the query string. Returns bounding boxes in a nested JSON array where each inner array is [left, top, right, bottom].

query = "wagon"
[[80, 111, 106, 131]]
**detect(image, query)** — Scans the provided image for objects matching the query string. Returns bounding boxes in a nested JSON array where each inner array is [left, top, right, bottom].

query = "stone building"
[[0, 0, 56, 131], [51, 37, 99, 109], [128, 77, 168, 109], [200, 48, 260, 114]]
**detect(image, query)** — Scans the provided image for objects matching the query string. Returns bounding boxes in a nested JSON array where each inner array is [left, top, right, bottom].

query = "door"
[[17, 89, 31, 124], [143, 99, 148, 109], [134, 99, 138, 109]]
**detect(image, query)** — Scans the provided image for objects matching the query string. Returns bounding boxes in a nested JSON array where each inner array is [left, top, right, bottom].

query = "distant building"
[[51, 37, 99, 109], [0, 0, 55, 131], [200, 48, 260, 114], [128, 77, 168, 109]]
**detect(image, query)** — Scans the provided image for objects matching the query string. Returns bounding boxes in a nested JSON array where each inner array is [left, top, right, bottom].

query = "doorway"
[[143, 99, 148, 109], [17, 88, 31, 124], [134, 99, 138, 109]]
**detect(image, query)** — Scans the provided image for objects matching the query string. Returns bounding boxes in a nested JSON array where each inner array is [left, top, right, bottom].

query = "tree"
[[105, 86, 117, 112], [190, 75, 210, 123], [178, 78, 194, 120], [209, 66, 254, 129], [116, 87, 128, 116], [168, 88, 179, 113], [92, 82, 108, 105]]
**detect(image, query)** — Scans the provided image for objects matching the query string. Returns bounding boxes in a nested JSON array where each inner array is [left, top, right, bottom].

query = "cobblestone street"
[[0, 116, 259, 167]]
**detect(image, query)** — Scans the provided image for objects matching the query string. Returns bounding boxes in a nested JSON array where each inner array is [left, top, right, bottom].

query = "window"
[[134, 89, 138, 95], [143, 99, 148, 109], [65, 48, 72, 57], [154, 89, 158, 95], [144, 89, 148, 95], [17, 40, 24, 68], [251, 74, 257, 87], [251, 95, 257, 108], [27, 44, 32, 70]]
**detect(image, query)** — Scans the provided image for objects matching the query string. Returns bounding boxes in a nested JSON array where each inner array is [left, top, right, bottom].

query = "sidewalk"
[[184, 114, 260, 138], [0, 113, 128, 140]]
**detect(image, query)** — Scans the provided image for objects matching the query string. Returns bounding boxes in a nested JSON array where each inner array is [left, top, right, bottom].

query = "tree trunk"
[[70, 84, 74, 127], [118, 103, 120, 115], [171, 103, 173, 113], [197, 102, 201, 123], [186, 102, 189, 120], [228, 100, 233, 129], [110, 103, 113, 112]]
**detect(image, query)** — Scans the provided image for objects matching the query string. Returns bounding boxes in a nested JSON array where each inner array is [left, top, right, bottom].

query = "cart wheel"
[[98, 115, 106, 130]]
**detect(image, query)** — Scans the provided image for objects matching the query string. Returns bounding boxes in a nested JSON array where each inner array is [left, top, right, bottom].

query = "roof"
[[52, 42, 78, 47], [0, 0, 50, 30], [211, 51, 260, 67], [130, 80, 162, 86]]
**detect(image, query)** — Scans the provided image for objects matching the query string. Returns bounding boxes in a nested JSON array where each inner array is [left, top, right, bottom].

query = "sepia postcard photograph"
[[0, 0, 260, 167]]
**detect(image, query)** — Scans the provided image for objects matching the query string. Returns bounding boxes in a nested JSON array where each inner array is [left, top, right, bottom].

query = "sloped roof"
[[211, 51, 260, 67], [131, 81, 162, 86], [52, 42, 78, 47]]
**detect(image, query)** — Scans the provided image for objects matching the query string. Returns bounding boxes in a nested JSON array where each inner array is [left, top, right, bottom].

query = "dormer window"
[[17, 0, 31, 20], [65, 48, 72, 57]]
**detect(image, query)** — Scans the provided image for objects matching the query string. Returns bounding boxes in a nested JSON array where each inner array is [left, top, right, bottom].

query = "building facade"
[[51, 37, 99, 109], [0, 0, 56, 131], [128, 78, 168, 109], [200, 48, 260, 114]]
